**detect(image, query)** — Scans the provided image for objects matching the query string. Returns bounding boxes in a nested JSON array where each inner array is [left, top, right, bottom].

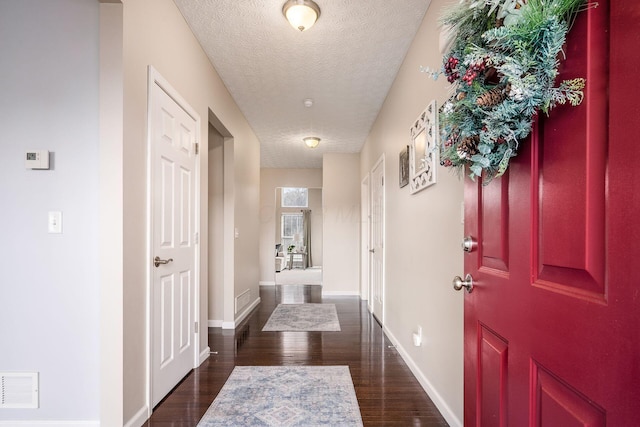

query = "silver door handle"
[[154, 256, 173, 267], [452, 274, 474, 293]]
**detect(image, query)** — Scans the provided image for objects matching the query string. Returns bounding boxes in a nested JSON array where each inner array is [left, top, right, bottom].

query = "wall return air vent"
[[0, 372, 39, 408]]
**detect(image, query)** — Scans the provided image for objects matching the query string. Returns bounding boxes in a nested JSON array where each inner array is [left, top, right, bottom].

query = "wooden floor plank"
[[144, 285, 449, 426]]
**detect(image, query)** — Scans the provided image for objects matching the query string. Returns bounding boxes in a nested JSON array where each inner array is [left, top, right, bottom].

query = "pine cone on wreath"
[[456, 135, 480, 159], [476, 86, 507, 107]]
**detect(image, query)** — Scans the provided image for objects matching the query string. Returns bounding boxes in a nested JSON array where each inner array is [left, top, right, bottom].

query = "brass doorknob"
[[452, 274, 474, 293]]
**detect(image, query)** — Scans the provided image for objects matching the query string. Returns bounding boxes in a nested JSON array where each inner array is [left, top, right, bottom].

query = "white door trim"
[[146, 66, 201, 414], [370, 154, 385, 324], [360, 173, 370, 303]]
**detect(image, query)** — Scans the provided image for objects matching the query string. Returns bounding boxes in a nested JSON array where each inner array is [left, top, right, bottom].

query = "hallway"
[[144, 285, 449, 426]]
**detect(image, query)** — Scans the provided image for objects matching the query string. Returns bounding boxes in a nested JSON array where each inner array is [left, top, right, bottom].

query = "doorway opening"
[[274, 187, 323, 285], [207, 110, 234, 329]]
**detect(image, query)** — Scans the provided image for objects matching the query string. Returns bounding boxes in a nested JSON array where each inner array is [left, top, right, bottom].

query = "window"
[[281, 187, 308, 207], [281, 213, 303, 249]]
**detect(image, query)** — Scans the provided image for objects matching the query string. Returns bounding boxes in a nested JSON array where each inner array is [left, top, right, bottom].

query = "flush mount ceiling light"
[[303, 137, 320, 148], [282, 0, 321, 32]]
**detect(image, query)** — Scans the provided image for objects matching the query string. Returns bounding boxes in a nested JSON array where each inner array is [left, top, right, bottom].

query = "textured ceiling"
[[174, 0, 432, 168]]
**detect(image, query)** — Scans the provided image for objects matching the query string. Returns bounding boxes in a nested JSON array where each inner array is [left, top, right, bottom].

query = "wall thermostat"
[[25, 150, 50, 170]]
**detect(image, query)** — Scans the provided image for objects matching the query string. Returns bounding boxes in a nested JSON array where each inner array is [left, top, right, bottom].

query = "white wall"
[[359, 0, 464, 424], [0, 0, 100, 423], [322, 153, 361, 295], [120, 0, 261, 422], [259, 169, 323, 285]]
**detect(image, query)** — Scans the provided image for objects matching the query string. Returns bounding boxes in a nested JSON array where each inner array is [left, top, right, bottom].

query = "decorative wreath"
[[427, 0, 592, 183]]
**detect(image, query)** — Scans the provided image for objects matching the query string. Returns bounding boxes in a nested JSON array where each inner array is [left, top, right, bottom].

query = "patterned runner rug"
[[262, 303, 341, 332], [197, 366, 363, 427]]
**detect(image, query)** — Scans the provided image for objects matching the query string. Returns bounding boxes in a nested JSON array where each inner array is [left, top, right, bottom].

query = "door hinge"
[[195, 143, 199, 155], [194, 232, 199, 244], [381, 176, 384, 186], [195, 322, 199, 333]]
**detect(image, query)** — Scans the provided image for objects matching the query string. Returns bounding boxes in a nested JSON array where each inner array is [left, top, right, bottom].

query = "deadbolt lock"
[[462, 236, 478, 253]]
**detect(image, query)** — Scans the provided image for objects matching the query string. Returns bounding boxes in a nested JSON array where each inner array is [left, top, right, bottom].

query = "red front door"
[[463, 2, 640, 425]]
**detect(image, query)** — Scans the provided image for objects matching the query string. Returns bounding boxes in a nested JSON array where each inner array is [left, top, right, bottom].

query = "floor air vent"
[[0, 372, 39, 408]]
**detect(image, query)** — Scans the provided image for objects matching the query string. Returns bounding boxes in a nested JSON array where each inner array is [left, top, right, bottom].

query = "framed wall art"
[[399, 145, 409, 188], [409, 100, 438, 194]]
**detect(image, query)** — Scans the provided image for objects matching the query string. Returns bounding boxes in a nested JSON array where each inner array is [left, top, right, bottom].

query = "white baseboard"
[[321, 290, 360, 297], [220, 296, 261, 330], [0, 421, 99, 427], [208, 319, 223, 328], [259, 281, 275, 286], [382, 326, 462, 427], [199, 346, 211, 365], [221, 321, 235, 329], [123, 405, 149, 427], [235, 297, 260, 325]]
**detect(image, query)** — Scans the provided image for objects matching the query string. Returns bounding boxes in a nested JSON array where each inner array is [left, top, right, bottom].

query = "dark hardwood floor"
[[144, 285, 449, 426]]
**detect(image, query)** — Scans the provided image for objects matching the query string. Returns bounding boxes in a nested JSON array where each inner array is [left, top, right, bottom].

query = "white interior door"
[[370, 157, 384, 322], [149, 70, 199, 407]]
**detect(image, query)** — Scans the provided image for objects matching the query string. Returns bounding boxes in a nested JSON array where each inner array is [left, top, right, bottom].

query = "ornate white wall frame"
[[409, 100, 438, 194]]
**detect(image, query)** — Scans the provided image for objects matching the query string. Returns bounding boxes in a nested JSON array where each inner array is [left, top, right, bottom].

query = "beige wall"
[[308, 188, 323, 266], [323, 153, 361, 295], [100, 2, 124, 425], [359, 0, 464, 424], [121, 0, 260, 423], [208, 126, 224, 324], [259, 168, 323, 284]]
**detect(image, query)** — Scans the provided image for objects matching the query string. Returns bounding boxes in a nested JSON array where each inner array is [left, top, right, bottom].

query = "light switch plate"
[[48, 211, 62, 234]]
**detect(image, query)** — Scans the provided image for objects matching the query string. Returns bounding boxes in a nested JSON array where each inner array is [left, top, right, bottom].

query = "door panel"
[[534, 113, 607, 300], [160, 274, 174, 368], [532, 364, 606, 427], [180, 166, 192, 246], [479, 174, 509, 273], [534, 3, 608, 301], [464, 2, 640, 425], [160, 157, 175, 248], [477, 325, 508, 427], [178, 270, 192, 352]]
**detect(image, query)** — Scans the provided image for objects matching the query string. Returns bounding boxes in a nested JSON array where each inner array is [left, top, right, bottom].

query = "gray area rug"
[[197, 366, 363, 427], [262, 303, 341, 332]]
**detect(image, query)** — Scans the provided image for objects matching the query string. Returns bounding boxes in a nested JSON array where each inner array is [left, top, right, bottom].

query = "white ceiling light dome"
[[303, 137, 320, 148], [282, 0, 321, 32]]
